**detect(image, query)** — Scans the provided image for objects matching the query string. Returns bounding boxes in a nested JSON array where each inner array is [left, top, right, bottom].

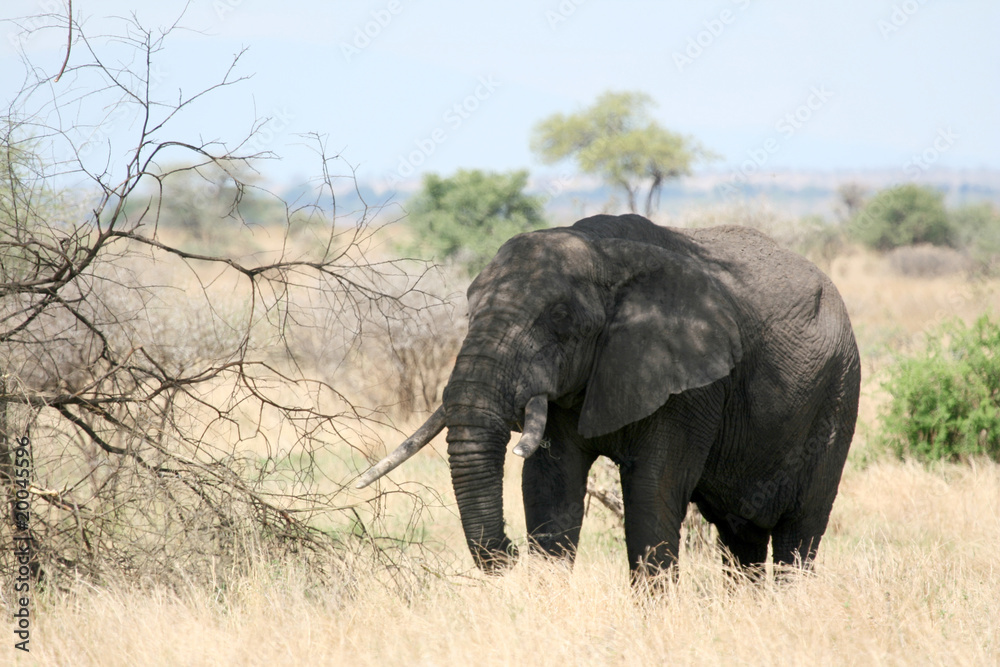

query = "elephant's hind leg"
[[771, 519, 823, 571], [715, 516, 769, 580], [771, 387, 856, 574]]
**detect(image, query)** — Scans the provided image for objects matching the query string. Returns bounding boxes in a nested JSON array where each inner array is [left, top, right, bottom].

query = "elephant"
[[358, 214, 860, 585]]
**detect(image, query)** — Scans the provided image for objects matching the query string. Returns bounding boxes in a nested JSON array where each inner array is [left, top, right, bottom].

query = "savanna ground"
[[8, 214, 1000, 666]]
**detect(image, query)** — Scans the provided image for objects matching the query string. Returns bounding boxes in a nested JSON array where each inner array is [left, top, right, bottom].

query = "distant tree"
[[950, 202, 1000, 242], [950, 202, 1000, 274], [404, 169, 546, 275], [530, 91, 714, 216], [153, 162, 249, 238], [850, 184, 953, 250], [836, 182, 869, 222]]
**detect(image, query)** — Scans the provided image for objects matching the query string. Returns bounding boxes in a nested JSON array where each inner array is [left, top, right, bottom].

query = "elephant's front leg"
[[521, 410, 595, 564], [620, 466, 686, 585], [620, 393, 720, 586]]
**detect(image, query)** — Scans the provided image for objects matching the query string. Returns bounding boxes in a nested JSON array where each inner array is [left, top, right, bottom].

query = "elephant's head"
[[357, 217, 742, 572]]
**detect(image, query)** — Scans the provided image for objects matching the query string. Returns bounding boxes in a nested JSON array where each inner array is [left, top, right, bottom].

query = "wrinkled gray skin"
[[407, 215, 858, 583]]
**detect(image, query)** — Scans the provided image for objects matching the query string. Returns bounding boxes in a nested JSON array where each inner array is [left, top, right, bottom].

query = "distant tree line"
[[847, 182, 1000, 273]]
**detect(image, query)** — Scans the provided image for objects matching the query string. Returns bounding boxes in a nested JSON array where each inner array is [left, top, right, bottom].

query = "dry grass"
[[7, 234, 1000, 666], [18, 459, 1000, 666], [831, 249, 1000, 361]]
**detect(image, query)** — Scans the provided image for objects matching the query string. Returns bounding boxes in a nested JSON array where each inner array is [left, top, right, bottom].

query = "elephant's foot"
[[469, 536, 518, 574]]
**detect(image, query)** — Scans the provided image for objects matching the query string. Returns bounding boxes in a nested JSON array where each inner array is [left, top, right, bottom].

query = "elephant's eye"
[[549, 303, 572, 332]]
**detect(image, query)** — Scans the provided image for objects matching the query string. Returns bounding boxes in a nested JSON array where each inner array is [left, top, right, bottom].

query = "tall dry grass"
[[832, 249, 1000, 359], [18, 459, 1000, 666], [7, 226, 1000, 665]]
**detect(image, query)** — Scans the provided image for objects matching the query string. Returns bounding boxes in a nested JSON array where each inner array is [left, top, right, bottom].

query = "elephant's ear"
[[578, 244, 743, 438]]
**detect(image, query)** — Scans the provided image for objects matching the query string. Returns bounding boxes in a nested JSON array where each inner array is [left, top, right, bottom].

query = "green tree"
[[1, 128, 78, 284], [850, 184, 953, 250], [530, 91, 713, 216], [404, 169, 546, 275]]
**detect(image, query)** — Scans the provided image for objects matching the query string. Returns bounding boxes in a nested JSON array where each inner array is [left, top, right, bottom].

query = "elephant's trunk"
[[445, 395, 547, 571], [440, 341, 523, 572], [446, 423, 516, 572]]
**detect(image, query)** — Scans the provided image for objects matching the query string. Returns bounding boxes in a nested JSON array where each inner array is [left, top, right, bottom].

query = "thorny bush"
[[0, 11, 446, 594]]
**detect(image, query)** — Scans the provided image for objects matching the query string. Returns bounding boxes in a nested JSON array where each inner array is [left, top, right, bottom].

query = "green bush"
[[879, 314, 1000, 463], [850, 184, 952, 251], [403, 169, 546, 275]]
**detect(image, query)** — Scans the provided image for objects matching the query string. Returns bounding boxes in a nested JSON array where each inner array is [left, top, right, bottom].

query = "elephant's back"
[[679, 225, 859, 395], [679, 225, 847, 325], [678, 225, 819, 287], [574, 216, 856, 354]]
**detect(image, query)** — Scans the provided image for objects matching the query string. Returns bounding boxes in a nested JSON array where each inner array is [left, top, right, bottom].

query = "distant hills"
[[286, 169, 1000, 225]]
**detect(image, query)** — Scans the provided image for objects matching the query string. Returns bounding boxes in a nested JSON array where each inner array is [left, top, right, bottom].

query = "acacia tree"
[[0, 12, 432, 586], [530, 91, 715, 216]]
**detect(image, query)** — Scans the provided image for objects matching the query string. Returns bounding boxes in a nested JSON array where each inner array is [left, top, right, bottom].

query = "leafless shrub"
[[274, 237, 467, 420], [362, 266, 467, 416], [886, 244, 971, 278], [0, 12, 437, 591]]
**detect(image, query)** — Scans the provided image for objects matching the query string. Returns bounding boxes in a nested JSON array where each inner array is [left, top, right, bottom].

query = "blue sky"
[[2, 1, 997, 190]]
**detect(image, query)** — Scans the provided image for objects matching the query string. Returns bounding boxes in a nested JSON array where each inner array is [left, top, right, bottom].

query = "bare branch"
[[0, 11, 444, 590], [53, 0, 73, 83]]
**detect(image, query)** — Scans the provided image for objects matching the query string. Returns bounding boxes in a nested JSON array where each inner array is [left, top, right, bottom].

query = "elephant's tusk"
[[512, 395, 548, 458], [355, 406, 447, 488]]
